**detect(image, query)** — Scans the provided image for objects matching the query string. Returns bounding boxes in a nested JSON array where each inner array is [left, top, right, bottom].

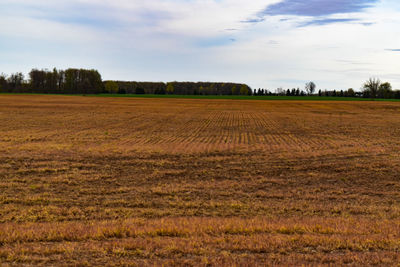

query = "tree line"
[[0, 68, 252, 95], [0, 68, 103, 94], [253, 79, 400, 99], [1, 68, 399, 99], [318, 79, 400, 99], [105, 81, 252, 95]]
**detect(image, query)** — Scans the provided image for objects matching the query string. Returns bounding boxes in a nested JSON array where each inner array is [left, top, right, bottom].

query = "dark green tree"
[[0, 73, 8, 92], [166, 83, 174, 94], [8, 72, 24, 92], [104, 81, 119, 94], [347, 88, 355, 97], [378, 82, 392, 99]]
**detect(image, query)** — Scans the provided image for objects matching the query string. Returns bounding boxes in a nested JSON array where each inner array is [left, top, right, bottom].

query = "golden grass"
[[1, 95, 400, 265], [1, 217, 400, 265]]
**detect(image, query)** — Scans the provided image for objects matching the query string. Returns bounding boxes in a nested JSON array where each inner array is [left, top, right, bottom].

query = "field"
[[1, 95, 400, 265], [5, 93, 400, 102]]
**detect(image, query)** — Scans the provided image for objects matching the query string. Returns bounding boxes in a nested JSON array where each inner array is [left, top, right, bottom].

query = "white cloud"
[[1, 0, 400, 89]]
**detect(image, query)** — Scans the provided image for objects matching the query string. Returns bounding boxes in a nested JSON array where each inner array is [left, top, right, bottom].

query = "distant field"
[[2, 92, 400, 101], [94, 94, 400, 102], [1, 95, 400, 265]]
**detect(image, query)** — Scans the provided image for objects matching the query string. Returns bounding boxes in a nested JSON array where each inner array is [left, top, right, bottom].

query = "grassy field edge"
[[1, 92, 400, 101]]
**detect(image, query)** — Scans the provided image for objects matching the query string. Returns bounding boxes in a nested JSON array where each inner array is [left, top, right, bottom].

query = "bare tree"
[[276, 87, 284, 96], [305, 81, 316, 95], [363, 78, 380, 98]]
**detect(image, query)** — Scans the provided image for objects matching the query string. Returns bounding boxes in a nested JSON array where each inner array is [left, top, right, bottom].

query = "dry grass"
[[1, 95, 400, 265]]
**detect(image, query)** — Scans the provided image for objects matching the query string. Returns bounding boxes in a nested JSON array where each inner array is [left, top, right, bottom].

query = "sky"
[[1, 0, 400, 91]]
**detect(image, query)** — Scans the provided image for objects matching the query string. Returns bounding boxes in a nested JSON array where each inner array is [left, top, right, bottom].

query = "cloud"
[[298, 18, 360, 27], [241, 18, 265, 24], [241, 0, 379, 27], [335, 60, 372, 65], [261, 0, 378, 17], [361, 22, 375, 26], [267, 40, 279, 45], [0, 0, 400, 91], [241, 0, 380, 27]]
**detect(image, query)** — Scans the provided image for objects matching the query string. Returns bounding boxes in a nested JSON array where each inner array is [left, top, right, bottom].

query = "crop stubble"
[[1, 95, 400, 265]]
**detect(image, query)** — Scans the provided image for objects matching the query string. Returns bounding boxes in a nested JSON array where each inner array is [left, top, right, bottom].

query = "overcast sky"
[[1, 0, 400, 90]]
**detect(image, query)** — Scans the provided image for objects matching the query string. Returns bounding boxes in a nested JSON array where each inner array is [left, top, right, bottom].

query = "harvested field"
[[1, 95, 400, 265]]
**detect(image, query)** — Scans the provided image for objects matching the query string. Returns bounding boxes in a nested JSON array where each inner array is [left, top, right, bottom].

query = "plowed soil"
[[1, 95, 400, 265]]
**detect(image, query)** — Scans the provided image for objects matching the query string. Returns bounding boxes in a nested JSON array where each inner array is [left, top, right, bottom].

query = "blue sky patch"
[[299, 18, 360, 27], [261, 0, 378, 17]]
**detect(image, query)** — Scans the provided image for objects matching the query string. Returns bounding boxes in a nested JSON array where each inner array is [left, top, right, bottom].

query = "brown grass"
[[1, 95, 400, 265]]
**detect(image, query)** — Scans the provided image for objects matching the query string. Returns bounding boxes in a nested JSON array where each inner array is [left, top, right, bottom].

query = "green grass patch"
[[94, 94, 400, 101], [2, 92, 400, 102]]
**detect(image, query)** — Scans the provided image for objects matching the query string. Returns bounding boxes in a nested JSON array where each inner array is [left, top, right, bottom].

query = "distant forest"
[[1, 68, 399, 99], [0, 68, 252, 96]]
